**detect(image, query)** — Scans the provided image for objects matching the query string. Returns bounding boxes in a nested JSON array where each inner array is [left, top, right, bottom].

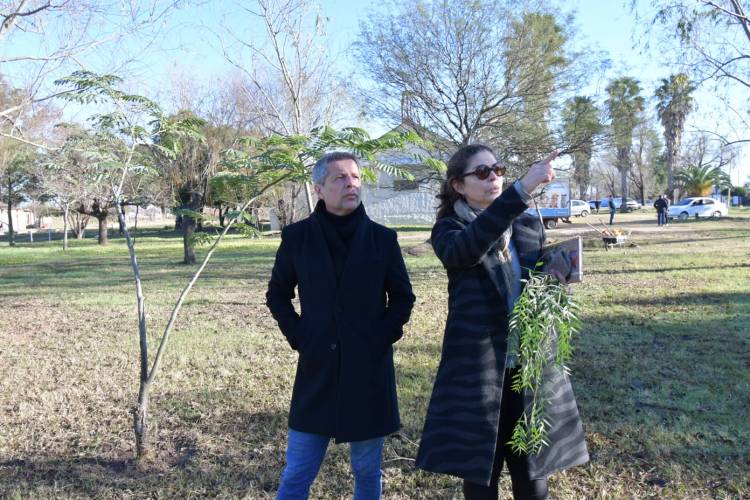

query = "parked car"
[[570, 199, 590, 217], [668, 197, 728, 220], [594, 197, 642, 211], [616, 197, 642, 210]]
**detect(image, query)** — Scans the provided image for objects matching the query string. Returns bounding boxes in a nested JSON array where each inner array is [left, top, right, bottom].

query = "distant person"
[[266, 151, 416, 499], [608, 197, 616, 225], [654, 194, 669, 226], [594, 199, 601, 214]]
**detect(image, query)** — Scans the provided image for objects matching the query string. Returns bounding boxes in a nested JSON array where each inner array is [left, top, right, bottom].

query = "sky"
[[7, 0, 749, 185]]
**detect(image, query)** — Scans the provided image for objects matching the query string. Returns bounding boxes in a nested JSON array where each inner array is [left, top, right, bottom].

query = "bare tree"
[[637, 0, 750, 150], [629, 123, 665, 203], [355, 0, 599, 172], [219, 0, 352, 212], [591, 155, 620, 201], [0, 0, 186, 147], [642, 0, 750, 89]]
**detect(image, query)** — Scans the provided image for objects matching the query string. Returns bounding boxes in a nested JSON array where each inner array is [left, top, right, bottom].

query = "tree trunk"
[[182, 191, 203, 264], [727, 187, 731, 212], [7, 191, 15, 247], [218, 206, 225, 227], [119, 205, 126, 235], [666, 148, 675, 203], [63, 205, 69, 251], [134, 382, 151, 459], [183, 217, 196, 264], [304, 181, 314, 215], [619, 148, 630, 213], [114, 203, 152, 461], [97, 216, 108, 245]]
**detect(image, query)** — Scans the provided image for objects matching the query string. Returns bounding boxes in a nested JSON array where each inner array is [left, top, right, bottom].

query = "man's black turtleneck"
[[314, 199, 365, 283]]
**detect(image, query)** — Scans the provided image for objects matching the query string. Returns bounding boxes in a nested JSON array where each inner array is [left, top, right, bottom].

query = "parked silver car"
[[570, 199, 590, 217], [668, 197, 728, 220], [594, 197, 642, 210]]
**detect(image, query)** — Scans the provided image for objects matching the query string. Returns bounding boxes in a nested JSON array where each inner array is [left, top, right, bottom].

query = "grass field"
[[1, 209, 748, 499]]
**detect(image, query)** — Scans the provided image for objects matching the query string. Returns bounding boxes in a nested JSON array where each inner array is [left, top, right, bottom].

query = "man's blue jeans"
[[276, 428, 385, 500]]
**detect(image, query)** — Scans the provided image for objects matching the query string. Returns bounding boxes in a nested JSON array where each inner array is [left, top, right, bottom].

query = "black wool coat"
[[266, 206, 416, 443], [415, 186, 589, 485]]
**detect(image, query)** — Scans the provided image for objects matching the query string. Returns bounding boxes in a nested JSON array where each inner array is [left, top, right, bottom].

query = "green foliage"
[[509, 400, 549, 456], [232, 126, 426, 185], [55, 71, 205, 157], [655, 72, 695, 192], [175, 208, 210, 223], [722, 185, 747, 198], [561, 96, 602, 152], [507, 270, 580, 455], [55, 71, 162, 142], [151, 111, 208, 161], [207, 170, 260, 208], [234, 222, 262, 239], [655, 73, 694, 134], [561, 96, 602, 197], [0, 143, 37, 206], [606, 77, 645, 155], [52, 71, 208, 219], [675, 163, 731, 196], [188, 231, 214, 248]]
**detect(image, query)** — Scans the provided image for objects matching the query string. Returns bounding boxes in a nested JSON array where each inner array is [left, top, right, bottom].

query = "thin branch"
[[145, 172, 292, 385], [0, 0, 49, 40], [0, 131, 57, 150]]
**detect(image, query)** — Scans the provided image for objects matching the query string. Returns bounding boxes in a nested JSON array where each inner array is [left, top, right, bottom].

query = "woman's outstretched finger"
[[541, 149, 560, 165]]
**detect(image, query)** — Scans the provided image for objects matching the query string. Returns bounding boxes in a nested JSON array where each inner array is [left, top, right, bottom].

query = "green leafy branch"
[[235, 125, 427, 185], [507, 269, 581, 455]]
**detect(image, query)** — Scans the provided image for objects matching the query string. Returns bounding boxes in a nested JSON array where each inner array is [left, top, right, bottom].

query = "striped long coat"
[[415, 186, 588, 486]]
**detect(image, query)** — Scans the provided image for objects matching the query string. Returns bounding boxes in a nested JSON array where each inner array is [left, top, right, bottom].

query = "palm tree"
[[675, 164, 731, 197], [561, 96, 602, 199], [655, 73, 695, 202], [606, 77, 644, 211]]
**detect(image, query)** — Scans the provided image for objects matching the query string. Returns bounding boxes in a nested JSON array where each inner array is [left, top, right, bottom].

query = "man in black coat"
[[654, 194, 669, 226], [266, 151, 416, 499]]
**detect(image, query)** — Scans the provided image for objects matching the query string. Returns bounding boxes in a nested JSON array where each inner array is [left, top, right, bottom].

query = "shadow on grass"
[[602, 290, 750, 307], [654, 233, 750, 246], [587, 262, 750, 275], [573, 291, 749, 468], [0, 409, 289, 498]]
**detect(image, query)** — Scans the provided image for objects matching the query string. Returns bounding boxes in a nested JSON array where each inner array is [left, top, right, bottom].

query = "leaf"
[[175, 209, 209, 222], [189, 232, 214, 248], [507, 268, 580, 453]]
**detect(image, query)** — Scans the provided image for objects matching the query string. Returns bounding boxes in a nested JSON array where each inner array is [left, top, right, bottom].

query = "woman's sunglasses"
[[461, 163, 506, 180]]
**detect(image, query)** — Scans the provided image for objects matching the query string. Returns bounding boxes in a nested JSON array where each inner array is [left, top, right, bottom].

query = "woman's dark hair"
[[435, 144, 496, 219]]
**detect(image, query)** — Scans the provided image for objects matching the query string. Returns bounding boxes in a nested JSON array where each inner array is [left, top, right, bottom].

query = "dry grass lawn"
[[1, 208, 748, 499]]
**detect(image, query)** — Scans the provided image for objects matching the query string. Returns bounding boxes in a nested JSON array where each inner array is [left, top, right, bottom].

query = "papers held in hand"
[[541, 236, 583, 284]]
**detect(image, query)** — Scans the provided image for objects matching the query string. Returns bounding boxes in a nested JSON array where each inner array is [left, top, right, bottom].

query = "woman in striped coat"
[[415, 145, 588, 499]]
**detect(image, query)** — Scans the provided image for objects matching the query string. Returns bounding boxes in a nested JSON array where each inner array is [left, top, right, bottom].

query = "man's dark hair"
[[312, 152, 361, 185]]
